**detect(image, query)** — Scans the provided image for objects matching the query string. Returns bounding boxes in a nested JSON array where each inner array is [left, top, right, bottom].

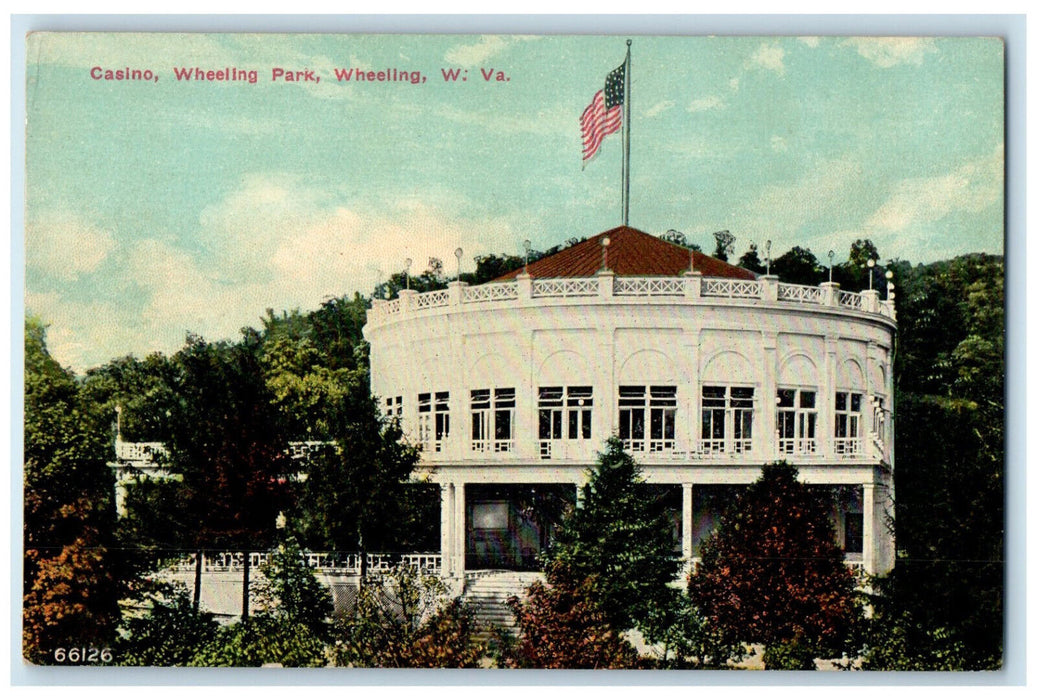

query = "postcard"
[[22, 32, 1005, 672]]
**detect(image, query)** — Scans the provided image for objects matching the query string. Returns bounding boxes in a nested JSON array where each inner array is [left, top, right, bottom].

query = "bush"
[[332, 565, 484, 668]]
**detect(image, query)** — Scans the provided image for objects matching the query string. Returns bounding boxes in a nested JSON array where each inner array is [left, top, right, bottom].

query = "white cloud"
[[687, 95, 725, 113], [645, 100, 675, 118], [843, 38, 938, 68], [728, 77, 740, 92], [798, 37, 821, 48], [739, 157, 864, 234], [770, 135, 788, 152], [747, 43, 786, 74], [443, 36, 510, 68], [26, 211, 115, 281], [866, 147, 1003, 232]]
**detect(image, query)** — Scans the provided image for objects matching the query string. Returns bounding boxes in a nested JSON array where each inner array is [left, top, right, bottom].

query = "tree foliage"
[[333, 565, 483, 668], [770, 246, 824, 285], [501, 561, 641, 669], [23, 318, 123, 663], [166, 334, 293, 553], [547, 437, 682, 642], [117, 586, 219, 666], [737, 242, 765, 274], [860, 253, 1004, 670], [253, 532, 334, 630], [712, 230, 735, 261], [689, 463, 860, 669]]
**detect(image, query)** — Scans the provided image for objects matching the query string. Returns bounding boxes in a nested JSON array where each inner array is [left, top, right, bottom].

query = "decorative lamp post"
[[602, 236, 611, 271], [828, 249, 835, 284], [867, 258, 876, 290], [404, 258, 412, 290], [455, 247, 463, 279], [115, 404, 122, 441], [765, 240, 772, 276], [523, 239, 531, 274], [885, 269, 895, 301]]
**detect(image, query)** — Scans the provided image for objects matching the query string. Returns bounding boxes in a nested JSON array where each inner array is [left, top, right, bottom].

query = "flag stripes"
[[581, 62, 625, 164]]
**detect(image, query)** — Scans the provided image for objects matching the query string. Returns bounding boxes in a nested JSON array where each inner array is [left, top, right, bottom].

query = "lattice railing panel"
[[839, 291, 864, 310], [777, 283, 824, 304], [700, 278, 762, 299], [531, 278, 599, 298], [461, 282, 519, 303], [415, 289, 450, 309], [614, 277, 686, 296]]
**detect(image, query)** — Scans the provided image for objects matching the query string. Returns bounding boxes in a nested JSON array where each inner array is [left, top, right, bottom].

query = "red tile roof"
[[494, 226, 758, 281]]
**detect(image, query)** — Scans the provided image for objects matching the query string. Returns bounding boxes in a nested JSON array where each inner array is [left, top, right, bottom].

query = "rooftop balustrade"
[[366, 274, 896, 328]]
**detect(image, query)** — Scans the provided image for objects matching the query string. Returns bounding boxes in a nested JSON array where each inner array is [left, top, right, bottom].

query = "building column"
[[760, 332, 777, 462], [862, 483, 876, 574], [823, 335, 838, 457], [598, 328, 616, 441], [682, 483, 694, 575], [453, 482, 466, 580], [440, 483, 454, 578], [684, 329, 700, 455]]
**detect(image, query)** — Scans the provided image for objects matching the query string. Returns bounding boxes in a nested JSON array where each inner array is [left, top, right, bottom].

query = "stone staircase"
[[463, 570, 543, 638]]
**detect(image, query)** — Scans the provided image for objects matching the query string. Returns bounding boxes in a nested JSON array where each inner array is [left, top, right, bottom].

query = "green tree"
[[737, 242, 766, 274], [861, 253, 1004, 670], [253, 531, 333, 631], [23, 318, 123, 663], [689, 463, 860, 669], [190, 615, 328, 667], [117, 586, 219, 666], [166, 333, 293, 614], [712, 230, 735, 261], [548, 437, 682, 643], [660, 229, 702, 252], [293, 369, 429, 559], [770, 246, 824, 285]]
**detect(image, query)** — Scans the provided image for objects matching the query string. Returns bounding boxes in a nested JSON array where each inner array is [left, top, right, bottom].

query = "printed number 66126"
[[53, 647, 113, 664]]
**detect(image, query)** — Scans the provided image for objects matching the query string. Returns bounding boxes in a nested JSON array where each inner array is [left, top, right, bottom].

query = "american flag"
[[581, 62, 625, 165]]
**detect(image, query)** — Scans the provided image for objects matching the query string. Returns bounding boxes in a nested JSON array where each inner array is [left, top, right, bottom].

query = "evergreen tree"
[[548, 437, 682, 640], [253, 531, 333, 631], [689, 463, 860, 669]]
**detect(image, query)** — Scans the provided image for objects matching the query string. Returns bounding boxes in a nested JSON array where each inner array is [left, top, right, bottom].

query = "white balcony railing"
[[777, 282, 824, 304], [115, 440, 168, 463], [777, 437, 819, 456], [614, 277, 685, 297], [471, 439, 514, 454], [167, 551, 442, 575], [697, 438, 753, 456], [701, 278, 762, 299], [531, 278, 599, 298], [367, 275, 897, 327], [461, 282, 519, 303], [834, 437, 863, 457]]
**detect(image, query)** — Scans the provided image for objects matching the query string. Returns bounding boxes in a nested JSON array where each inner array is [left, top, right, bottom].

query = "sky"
[[23, 34, 1004, 371]]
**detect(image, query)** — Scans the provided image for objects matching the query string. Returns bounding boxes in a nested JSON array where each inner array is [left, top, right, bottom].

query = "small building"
[[363, 226, 896, 582]]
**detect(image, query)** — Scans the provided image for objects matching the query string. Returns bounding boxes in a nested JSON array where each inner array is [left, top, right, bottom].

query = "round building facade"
[[363, 227, 896, 581]]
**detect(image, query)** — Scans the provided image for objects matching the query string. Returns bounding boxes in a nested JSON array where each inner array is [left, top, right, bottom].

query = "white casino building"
[[364, 226, 897, 582]]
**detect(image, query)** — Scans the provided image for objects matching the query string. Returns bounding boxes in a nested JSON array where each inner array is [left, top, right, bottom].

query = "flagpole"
[[621, 39, 632, 227]]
